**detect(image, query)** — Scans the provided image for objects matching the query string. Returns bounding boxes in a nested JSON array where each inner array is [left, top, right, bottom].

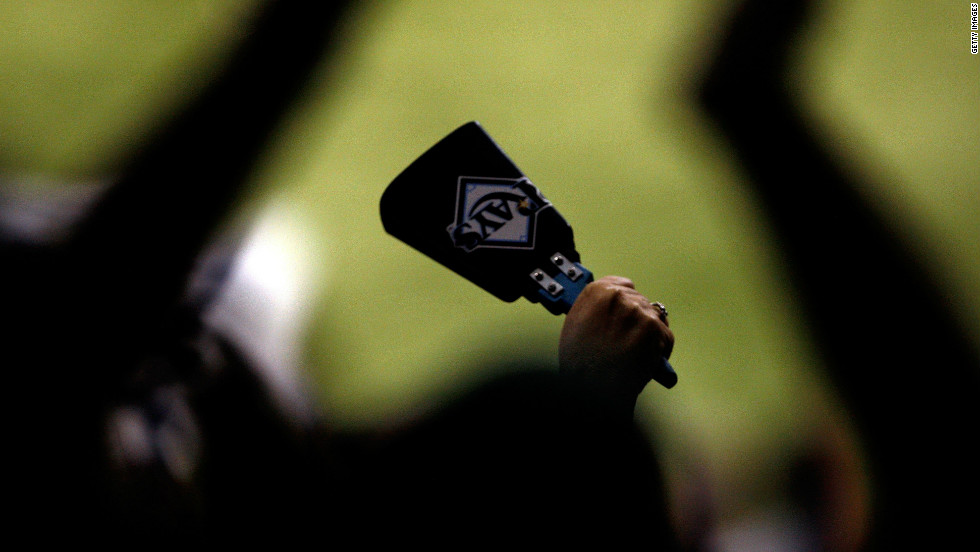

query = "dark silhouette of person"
[[699, 0, 979, 549]]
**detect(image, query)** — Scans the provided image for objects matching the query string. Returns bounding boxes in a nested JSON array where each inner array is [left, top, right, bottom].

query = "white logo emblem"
[[447, 176, 550, 252]]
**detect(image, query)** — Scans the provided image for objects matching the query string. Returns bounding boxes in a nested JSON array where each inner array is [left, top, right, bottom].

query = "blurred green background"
[[2, 0, 977, 542]]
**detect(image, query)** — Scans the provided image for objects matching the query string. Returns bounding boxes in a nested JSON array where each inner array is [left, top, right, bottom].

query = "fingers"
[[586, 275, 674, 359], [559, 274, 677, 403]]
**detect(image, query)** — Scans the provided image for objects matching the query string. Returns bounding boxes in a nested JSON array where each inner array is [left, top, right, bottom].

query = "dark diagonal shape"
[[699, 1, 979, 549], [4, 0, 351, 538]]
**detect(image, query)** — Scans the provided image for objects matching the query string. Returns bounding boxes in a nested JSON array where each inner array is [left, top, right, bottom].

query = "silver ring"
[[651, 301, 668, 318]]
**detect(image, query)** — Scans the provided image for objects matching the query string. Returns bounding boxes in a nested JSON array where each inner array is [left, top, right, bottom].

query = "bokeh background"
[[2, 1, 977, 549]]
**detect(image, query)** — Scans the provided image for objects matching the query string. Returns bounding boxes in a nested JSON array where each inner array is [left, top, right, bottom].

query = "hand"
[[559, 276, 674, 412]]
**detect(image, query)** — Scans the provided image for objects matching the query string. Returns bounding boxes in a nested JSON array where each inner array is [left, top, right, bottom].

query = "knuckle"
[[598, 275, 634, 288], [591, 281, 625, 304], [610, 287, 641, 315]]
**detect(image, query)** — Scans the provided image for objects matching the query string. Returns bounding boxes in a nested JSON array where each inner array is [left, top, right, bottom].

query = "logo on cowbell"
[[448, 176, 551, 252]]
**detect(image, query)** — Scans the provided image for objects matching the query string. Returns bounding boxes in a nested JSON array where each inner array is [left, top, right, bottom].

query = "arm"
[[558, 275, 674, 419]]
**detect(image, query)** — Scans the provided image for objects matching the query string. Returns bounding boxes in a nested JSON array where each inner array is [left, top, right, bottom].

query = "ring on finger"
[[651, 301, 668, 319]]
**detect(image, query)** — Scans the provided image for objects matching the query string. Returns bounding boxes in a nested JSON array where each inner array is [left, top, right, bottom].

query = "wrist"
[[558, 360, 642, 423]]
